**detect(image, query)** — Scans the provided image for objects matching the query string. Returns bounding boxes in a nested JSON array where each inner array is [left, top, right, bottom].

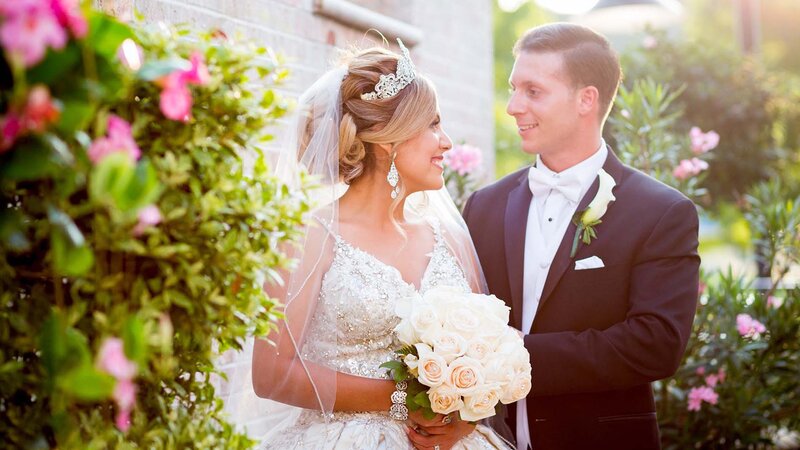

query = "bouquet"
[[380, 286, 532, 421]]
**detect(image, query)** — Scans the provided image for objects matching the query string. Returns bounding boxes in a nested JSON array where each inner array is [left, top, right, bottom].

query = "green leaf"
[[89, 152, 135, 206], [0, 209, 30, 252], [137, 58, 192, 81], [59, 365, 115, 401], [51, 228, 94, 277], [26, 43, 81, 85], [116, 159, 162, 212], [87, 12, 135, 59], [57, 100, 96, 134], [0, 137, 65, 181], [123, 315, 147, 366], [379, 360, 403, 371]]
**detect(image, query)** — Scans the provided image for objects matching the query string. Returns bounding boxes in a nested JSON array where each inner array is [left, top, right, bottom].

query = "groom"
[[462, 23, 700, 450]]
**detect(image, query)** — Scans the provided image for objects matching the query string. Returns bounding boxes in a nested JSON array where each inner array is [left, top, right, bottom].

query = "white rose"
[[424, 286, 464, 307], [582, 168, 616, 224], [430, 331, 467, 364], [448, 356, 484, 396], [394, 319, 417, 346], [444, 306, 482, 339], [410, 300, 442, 339], [460, 385, 502, 422], [500, 370, 532, 404], [404, 353, 419, 377], [415, 343, 448, 388], [496, 338, 530, 370], [465, 338, 492, 361], [482, 354, 515, 384], [468, 293, 510, 325], [428, 385, 464, 415]]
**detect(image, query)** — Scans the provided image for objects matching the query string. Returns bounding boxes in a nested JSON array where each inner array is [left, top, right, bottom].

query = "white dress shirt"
[[516, 140, 608, 450]]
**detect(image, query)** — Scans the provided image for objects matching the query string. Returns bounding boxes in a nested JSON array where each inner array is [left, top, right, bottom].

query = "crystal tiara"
[[360, 38, 416, 101]]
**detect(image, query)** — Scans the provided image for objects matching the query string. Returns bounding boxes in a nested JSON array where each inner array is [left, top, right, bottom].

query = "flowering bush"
[[0, 3, 308, 448], [655, 270, 800, 449], [443, 143, 484, 211], [610, 78, 717, 205]]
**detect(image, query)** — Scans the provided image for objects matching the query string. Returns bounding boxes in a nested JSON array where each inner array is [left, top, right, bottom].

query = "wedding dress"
[[262, 219, 511, 450]]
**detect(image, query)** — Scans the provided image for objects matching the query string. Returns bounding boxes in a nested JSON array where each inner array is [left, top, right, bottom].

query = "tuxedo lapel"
[[535, 148, 625, 317], [504, 171, 532, 330]]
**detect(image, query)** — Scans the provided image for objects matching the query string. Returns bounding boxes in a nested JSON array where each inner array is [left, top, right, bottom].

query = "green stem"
[[570, 225, 583, 258]]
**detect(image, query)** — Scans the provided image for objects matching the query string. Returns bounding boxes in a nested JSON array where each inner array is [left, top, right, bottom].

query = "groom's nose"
[[506, 91, 524, 117]]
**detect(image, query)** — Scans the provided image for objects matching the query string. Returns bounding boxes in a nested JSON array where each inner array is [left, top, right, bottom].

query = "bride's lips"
[[431, 156, 444, 170]]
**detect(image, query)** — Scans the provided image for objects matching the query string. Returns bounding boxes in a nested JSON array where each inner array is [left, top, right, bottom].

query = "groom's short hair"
[[513, 23, 622, 121]]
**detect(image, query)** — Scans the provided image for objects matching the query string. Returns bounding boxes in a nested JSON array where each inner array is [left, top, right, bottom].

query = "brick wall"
[[96, 0, 494, 440]]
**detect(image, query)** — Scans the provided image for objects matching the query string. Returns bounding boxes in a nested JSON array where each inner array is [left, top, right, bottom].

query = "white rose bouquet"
[[380, 286, 532, 422]]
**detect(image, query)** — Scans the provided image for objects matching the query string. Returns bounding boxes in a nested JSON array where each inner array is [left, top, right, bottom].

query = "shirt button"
[[539, 261, 550, 268]]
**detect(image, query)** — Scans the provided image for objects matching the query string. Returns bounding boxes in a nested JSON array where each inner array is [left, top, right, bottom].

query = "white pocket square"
[[574, 255, 605, 270]]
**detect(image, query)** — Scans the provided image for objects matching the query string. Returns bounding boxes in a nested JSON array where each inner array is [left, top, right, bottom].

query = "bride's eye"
[[430, 117, 441, 128]]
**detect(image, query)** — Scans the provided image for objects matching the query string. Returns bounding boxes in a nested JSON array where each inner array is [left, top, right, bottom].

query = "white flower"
[[428, 385, 464, 415], [500, 369, 532, 404], [416, 343, 448, 388], [448, 356, 484, 396], [482, 354, 515, 384], [429, 331, 468, 364], [465, 338, 492, 361], [443, 306, 482, 339], [468, 293, 510, 325], [582, 168, 616, 224], [404, 353, 419, 377], [409, 300, 442, 341], [461, 385, 503, 422]]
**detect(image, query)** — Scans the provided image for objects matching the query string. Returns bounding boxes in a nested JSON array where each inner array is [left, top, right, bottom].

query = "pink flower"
[[705, 374, 718, 387], [133, 205, 162, 236], [0, 85, 60, 151], [156, 51, 209, 121], [687, 386, 719, 411], [736, 313, 767, 338], [642, 35, 658, 49], [49, 0, 87, 38], [159, 84, 193, 122], [87, 115, 141, 164], [115, 408, 131, 432], [0, 1, 68, 67], [0, 113, 22, 152], [673, 157, 709, 180], [717, 367, 726, 383], [695, 366, 706, 376], [767, 296, 783, 309], [444, 144, 483, 176], [183, 51, 210, 85], [113, 378, 137, 411], [21, 85, 60, 132], [690, 126, 720, 154], [96, 337, 137, 380]]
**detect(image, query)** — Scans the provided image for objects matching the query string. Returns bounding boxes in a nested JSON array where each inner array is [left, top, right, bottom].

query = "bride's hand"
[[406, 411, 475, 450]]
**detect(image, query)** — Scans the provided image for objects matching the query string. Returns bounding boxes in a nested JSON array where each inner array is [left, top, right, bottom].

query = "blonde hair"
[[336, 46, 438, 227]]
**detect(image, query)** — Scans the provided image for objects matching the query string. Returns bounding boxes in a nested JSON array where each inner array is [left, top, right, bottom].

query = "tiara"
[[360, 38, 416, 101]]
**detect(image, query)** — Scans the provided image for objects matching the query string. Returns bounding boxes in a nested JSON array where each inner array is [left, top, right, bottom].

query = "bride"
[[251, 39, 513, 450]]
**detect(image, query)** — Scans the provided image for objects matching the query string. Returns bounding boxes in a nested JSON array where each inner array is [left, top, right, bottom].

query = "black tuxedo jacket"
[[463, 149, 700, 450]]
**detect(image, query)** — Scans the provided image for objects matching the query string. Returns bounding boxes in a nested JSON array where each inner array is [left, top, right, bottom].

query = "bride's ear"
[[373, 142, 394, 161]]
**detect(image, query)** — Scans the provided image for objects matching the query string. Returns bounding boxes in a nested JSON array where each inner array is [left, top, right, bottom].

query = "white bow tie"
[[527, 165, 581, 203]]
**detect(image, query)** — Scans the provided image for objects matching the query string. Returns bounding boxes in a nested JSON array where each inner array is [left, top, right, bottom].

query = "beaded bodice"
[[300, 220, 471, 379]]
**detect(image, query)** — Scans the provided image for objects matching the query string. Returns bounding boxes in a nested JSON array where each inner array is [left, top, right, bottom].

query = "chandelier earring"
[[387, 152, 400, 199]]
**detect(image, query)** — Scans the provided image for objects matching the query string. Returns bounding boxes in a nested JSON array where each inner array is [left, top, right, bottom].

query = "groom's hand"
[[407, 411, 475, 450]]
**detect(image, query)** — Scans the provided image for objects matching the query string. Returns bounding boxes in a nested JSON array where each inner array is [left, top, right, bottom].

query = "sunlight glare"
[[535, 0, 600, 15]]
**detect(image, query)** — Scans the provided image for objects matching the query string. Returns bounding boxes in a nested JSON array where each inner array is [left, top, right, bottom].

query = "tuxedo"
[[463, 148, 700, 450]]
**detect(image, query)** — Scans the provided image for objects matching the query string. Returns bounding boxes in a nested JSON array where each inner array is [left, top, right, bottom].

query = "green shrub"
[[0, 7, 309, 448]]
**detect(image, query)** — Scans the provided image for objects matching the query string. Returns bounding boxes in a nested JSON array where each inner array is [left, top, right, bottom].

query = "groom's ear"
[[577, 85, 599, 117]]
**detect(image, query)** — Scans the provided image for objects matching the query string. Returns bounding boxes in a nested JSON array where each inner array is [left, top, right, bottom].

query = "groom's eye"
[[527, 89, 539, 98]]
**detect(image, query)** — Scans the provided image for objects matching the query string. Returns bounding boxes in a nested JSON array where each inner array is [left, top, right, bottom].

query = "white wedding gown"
[[263, 220, 512, 449]]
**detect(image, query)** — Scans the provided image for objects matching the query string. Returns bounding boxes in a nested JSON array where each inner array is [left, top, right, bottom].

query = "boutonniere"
[[570, 168, 616, 258]]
